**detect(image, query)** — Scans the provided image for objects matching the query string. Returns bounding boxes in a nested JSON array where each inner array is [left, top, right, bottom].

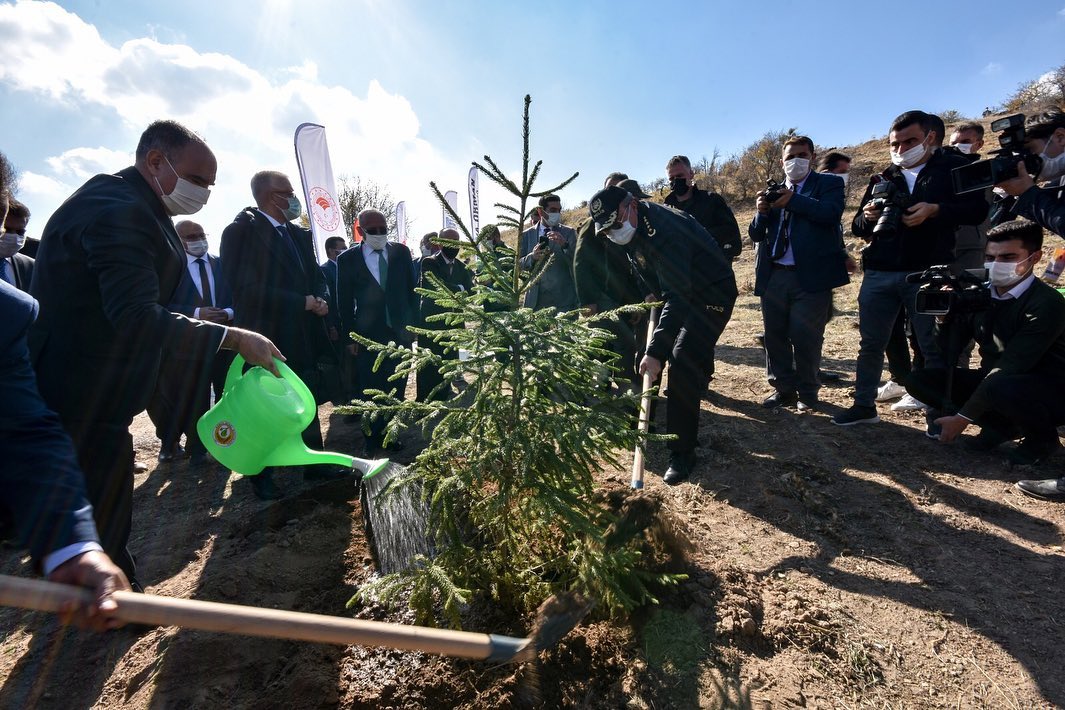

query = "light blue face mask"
[[282, 195, 302, 221]]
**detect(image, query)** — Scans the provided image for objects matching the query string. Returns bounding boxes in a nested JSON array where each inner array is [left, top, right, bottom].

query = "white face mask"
[[783, 157, 810, 183], [543, 212, 561, 228], [0, 231, 24, 258], [420, 245, 433, 258], [891, 140, 927, 169], [1038, 144, 1065, 182], [985, 255, 1034, 289], [184, 239, 208, 257], [155, 155, 211, 216], [364, 233, 388, 251], [953, 143, 973, 155]]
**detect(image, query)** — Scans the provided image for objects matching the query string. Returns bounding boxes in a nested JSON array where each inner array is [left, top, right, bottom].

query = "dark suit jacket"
[[419, 253, 473, 328], [749, 171, 849, 296], [320, 259, 341, 331], [1, 281, 99, 567], [29, 167, 227, 424], [220, 208, 330, 369], [6, 252, 33, 292], [336, 241, 417, 345], [166, 253, 234, 361]]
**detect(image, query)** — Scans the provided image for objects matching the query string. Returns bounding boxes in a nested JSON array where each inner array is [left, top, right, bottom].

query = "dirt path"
[[2, 248, 1063, 708]]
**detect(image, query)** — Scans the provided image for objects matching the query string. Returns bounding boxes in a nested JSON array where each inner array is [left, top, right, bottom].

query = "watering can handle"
[[225, 355, 299, 388]]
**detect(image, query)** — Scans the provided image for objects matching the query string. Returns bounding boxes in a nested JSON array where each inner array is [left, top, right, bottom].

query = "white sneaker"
[[875, 380, 906, 402], [891, 393, 928, 412]]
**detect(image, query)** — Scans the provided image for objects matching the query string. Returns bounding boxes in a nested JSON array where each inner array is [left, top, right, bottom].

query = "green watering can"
[[197, 355, 389, 480]]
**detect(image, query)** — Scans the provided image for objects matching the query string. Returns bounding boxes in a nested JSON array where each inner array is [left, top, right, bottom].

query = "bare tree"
[[335, 175, 409, 239]]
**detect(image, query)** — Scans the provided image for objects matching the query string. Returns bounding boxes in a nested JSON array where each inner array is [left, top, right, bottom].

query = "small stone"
[[740, 618, 758, 636], [218, 580, 238, 598]]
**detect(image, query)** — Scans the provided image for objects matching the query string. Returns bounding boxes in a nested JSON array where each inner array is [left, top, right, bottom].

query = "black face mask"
[[442, 246, 460, 260], [669, 177, 689, 194]]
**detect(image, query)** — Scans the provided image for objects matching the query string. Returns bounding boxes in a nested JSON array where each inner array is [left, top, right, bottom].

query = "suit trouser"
[[356, 339, 409, 445], [761, 268, 832, 400], [906, 369, 1065, 443], [63, 417, 137, 582], [416, 335, 456, 403], [148, 352, 232, 456], [666, 301, 734, 453]]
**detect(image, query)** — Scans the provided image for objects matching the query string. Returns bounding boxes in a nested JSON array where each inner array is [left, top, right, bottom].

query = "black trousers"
[[356, 336, 409, 445], [907, 368, 1065, 443], [761, 269, 832, 400], [62, 417, 137, 582], [148, 351, 233, 456], [416, 335, 453, 402], [666, 301, 735, 453]]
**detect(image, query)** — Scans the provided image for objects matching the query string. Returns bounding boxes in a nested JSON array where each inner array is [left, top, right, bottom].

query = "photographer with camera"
[[833, 110, 989, 426], [905, 220, 1065, 474], [750, 135, 848, 411], [992, 109, 1065, 236]]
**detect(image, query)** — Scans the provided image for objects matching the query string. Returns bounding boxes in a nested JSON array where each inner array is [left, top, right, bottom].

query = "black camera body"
[[537, 234, 549, 249], [952, 113, 1045, 195], [868, 177, 910, 236], [764, 178, 786, 204], [909, 265, 991, 317]]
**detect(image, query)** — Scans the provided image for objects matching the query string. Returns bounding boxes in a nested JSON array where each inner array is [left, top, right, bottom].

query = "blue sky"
[[2, 0, 1063, 250]]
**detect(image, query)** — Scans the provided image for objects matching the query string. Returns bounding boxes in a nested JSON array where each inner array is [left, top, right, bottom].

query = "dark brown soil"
[[3, 236, 1064, 708]]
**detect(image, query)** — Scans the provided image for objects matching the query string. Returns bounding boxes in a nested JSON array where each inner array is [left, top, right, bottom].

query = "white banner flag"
[[467, 167, 480, 241], [443, 190, 458, 230], [395, 200, 407, 246], [293, 123, 345, 261]]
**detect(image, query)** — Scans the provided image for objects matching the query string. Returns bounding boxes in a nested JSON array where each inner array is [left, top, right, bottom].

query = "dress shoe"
[[1008, 437, 1063, 466], [818, 370, 842, 383], [303, 465, 351, 482], [188, 452, 214, 467], [248, 472, 283, 501], [796, 397, 819, 413], [965, 427, 1014, 452], [157, 444, 186, 463], [663, 451, 696, 486], [762, 391, 798, 409], [1014, 477, 1065, 501]]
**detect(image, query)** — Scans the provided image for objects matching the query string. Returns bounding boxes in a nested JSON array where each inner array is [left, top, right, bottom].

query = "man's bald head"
[[357, 209, 387, 232], [439, 228, 460, 242]]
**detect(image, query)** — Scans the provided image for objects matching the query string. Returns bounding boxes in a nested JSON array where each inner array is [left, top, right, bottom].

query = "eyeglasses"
[[185, 232, 208, 240], [363, 226, 388, 236]]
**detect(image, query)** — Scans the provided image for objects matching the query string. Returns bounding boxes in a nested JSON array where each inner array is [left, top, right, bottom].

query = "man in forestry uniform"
[[588, 185, 737, 485]]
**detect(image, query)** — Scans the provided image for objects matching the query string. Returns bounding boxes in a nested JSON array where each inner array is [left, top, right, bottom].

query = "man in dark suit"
[[29, 121, 282, 586], [148, 219, 235, 465], [0, 151, 129, 628], [2, 278, 131, 628], [336, 208, 418, 456], [320, 236, 357, 407], [0, 198, 33, 291], [4, 197, 39, 260], [417, 228, 473, 402], [221, 170, 343, 499], [749, 135, 848, 411]]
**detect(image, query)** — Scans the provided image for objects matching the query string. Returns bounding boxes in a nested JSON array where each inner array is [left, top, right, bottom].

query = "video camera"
[[909, 264, 991, 317], [952, 113, 1044, 195], [868, 176, 910, 236], [764, 178, 786, 204]]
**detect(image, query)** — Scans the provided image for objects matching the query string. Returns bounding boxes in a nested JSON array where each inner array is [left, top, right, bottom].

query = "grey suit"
[[518, 224, 578, 311]]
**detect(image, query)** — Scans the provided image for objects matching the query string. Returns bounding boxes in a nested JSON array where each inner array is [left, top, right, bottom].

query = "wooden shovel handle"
[[631, 307, 660, 489], [0, 574, 531, 662]]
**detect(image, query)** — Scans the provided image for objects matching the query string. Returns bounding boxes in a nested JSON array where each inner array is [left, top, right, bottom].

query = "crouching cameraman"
[[905, 220, 1065, 473]]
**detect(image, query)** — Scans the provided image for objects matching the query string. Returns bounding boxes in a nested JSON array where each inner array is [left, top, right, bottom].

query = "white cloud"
[[1059, 6, 1065, 17], [17, 171, 73, 205], [0, 0, 499, 247], [981, 62, 1003, 77], [45, 147, 134, 181]]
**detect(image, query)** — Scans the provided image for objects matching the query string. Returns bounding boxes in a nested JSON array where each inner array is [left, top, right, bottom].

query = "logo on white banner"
[[308, 186, 341, 231]]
